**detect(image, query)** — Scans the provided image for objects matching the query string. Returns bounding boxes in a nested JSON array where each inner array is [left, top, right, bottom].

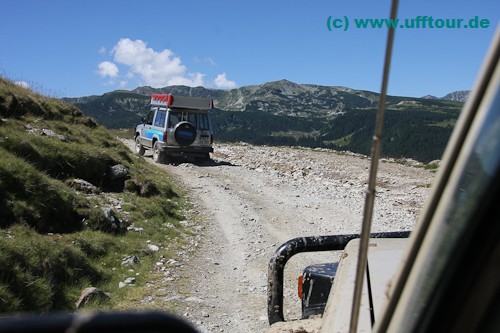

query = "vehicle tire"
[[135, 136, 145, 156], [173, 122, 197, 146], [152, 141, 164, 163]]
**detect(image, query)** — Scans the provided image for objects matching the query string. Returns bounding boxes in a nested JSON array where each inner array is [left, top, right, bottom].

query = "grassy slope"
[[0, 77, 191, 313]]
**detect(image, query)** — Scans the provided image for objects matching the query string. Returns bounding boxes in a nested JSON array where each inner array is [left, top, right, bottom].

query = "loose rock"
[[121, 255, 140, 267], [108, 164, 128, 180], [75, 287, 110, 308]]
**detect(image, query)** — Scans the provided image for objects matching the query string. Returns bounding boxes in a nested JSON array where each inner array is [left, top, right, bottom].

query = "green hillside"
[[209, 102, 461, 163], [0, 77, 190, 313]]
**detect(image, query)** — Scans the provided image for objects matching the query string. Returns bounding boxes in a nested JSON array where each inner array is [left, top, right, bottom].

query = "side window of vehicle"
[[145, 110, 154, 125], [187, 113, 197, 128], [168, 112, 181, 128], [199, 114, 210, 130], [154, 110, 166, 127]]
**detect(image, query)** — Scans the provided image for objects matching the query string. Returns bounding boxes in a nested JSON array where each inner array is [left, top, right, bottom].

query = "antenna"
[[349, 0, 399, 332]]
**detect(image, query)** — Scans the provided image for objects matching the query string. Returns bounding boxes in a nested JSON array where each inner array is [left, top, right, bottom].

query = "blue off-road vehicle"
[[134, 94, 214, 163]]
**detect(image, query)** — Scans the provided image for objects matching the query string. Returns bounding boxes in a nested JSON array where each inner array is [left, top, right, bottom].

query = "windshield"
[[450, 91, 500, 225]]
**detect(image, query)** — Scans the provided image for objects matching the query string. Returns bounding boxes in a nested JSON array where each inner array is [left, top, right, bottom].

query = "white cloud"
[[97, 38, 237, 89], [97, 61, 119, 78], [205, 57, 216, 66], [169, 73, 205, 87], [14, 81, 30, 89], [98, 47, 106, 54], [193, 56, 216, 66], [214, 73, 237, 89], [111, 38, 204, 87]]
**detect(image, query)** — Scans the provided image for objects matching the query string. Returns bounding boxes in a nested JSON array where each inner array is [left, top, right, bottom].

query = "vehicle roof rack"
[[150, 94, 214, 110]]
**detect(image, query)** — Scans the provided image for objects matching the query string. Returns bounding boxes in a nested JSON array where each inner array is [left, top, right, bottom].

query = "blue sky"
[[1, 0, 498, 98]]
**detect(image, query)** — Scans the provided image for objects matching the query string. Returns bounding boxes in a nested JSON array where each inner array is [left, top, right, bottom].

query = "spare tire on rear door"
[[173, 121, 197, 146]]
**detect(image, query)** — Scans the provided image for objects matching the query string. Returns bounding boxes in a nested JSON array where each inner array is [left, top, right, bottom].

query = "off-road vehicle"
[[134, 94, 214, 163]]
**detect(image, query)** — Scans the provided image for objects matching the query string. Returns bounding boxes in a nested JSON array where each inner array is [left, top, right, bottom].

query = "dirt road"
[[126, 141, 434, 332]]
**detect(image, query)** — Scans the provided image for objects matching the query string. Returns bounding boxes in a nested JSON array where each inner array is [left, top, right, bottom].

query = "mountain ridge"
[[62, 79, 465, 163], [64, 79, 467, 115], [421, 89, 470, 102]]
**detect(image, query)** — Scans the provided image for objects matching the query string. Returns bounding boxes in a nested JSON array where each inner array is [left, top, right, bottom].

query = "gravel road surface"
[[126, 141, 435, 332]]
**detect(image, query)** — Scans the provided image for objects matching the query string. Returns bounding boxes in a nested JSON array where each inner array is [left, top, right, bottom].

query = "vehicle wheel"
[[135, 136, 145, 156], [174, 122, 197, 146], [152, 141, 164, 163]]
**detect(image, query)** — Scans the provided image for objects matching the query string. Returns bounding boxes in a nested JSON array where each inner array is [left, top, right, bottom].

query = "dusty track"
[[125, 141, 434, 332]]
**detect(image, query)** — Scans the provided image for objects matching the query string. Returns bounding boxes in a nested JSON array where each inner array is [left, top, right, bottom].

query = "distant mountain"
[[214, 79, 384, 116], [421, 90, 470, 103], [63, 80, 465, 162], [62, 80, 378, 127], [441, 90, 470, 102]]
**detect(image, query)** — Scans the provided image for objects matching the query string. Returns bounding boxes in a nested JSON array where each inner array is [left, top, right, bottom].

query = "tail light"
[[298, 275, 304, 299], [163, 131, 167, 142]]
